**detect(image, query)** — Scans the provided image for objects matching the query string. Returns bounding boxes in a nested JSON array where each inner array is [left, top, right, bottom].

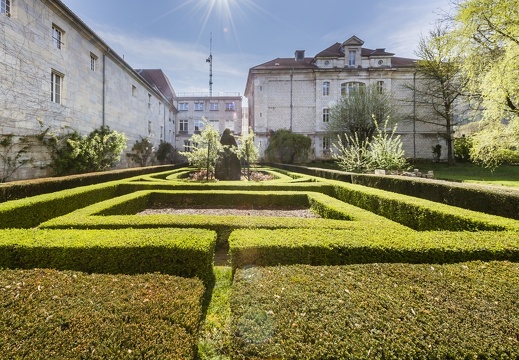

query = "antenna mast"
[[206, 33, 213, 97]]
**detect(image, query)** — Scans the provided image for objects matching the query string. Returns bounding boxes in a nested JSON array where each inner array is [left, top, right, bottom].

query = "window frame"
[[225, 102, 236, 111], [1, 0, 11, 16], [90, 53, 97, 71], [194, 119, 204, 132], [194, 102, 204, 111], [348, 50, 356, 66], [210, 102, 219, 111], [50, 71, 63, 104], [322, 108, 330, 123], [179, 119, 189, 132], [322, 81, 330, 96], [179, 102, 189, 111], [52, 24, 64, 50]]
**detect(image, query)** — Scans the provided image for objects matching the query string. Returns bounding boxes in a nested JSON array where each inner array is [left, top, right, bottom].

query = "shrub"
[[42, 126, 127, 175], [265, 129, 311, 164], [128, 136, 155, 166], [454, 135, 473, 162], [156, 141, 183, 164]]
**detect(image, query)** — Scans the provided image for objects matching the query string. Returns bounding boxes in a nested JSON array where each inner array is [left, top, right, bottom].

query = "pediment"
[[342, 35, 364, 47]]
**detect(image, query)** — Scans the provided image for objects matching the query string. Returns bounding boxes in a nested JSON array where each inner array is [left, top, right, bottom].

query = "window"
[[225, 102, 235, 111], [210, 102, 219, 111], [1, 0, 10, 16], [210, 120, 219, 131], [341, 82, 365, 96], [50, 71, 62, 104], [179, 119, 188, 132], [194, 119, 204, 132], [132, 85, 137, 97], [322, 108, 330, 123], [90, 53, 97, 71], [194, 102, 204, 111], [148, 120, 152, 135], [376, 80, 384, 94], [179, 102, 188, 111], [322, 137, 331, 154], [148, 94, 151, 109], [184, 140, 198, 152], [323, 81, 330, 96], [348, 50, 356, 66], [159, 102, 162, 114], [52, 25, 63, 49]]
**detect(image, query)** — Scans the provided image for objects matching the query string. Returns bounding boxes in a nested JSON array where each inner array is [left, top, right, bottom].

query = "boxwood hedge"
[[230, 262, 519, 359], [0, 228, 216, 284], [0, 268, 204, 359], [229, 228, 519, 269]]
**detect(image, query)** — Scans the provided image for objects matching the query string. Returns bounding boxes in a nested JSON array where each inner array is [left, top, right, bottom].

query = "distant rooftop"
[[176, 92, 241, 98]]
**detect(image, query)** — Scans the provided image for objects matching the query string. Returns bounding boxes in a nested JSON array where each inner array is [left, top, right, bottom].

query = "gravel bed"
[[138, 208, 320, 218]]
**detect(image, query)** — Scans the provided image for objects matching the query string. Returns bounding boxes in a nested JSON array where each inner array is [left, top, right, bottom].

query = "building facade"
[[0, 0, 176, 180], [245, 35, 446, 161], [175, 93, 243, 152]]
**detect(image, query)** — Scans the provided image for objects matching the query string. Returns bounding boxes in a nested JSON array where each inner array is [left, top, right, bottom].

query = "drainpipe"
[[413, 72, 416, 159], [102, 52, 107, 127], [290, 69, 294, 131]]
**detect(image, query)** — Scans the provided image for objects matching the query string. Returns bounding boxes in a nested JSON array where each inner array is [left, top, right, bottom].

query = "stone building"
[[175, 93, 243, 152], [245, 35, 446, 161], [0, 0, 176, 180]]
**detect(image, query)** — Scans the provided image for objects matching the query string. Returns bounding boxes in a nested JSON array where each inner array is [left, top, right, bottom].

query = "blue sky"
[[61, 0, 453, 96]]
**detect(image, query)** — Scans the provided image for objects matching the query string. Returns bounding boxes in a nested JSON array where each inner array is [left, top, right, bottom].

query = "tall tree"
[[327, 83, 395, 144], [451, 0, 519, 168], [408, 23, 467, 164]]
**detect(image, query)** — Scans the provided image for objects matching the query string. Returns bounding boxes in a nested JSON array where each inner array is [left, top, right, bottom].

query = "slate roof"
[[135, 69, 176, 100]]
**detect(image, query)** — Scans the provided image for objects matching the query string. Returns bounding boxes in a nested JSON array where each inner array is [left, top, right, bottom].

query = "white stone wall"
[[0, 0, 175, 180]]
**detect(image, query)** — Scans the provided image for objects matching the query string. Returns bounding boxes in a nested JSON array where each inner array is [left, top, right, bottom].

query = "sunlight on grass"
[[198, 266, 232, 360]]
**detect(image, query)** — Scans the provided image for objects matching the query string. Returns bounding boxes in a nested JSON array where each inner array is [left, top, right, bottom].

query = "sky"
[[61, 0, 454, 97]]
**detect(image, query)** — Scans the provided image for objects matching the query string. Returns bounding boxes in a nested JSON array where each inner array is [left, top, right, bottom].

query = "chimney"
[[295, 50, 305, 62]]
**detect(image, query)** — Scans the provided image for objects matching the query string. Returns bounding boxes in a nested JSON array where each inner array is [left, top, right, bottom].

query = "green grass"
[[420, 162, 519, 188], [307, 161, 519, 188]]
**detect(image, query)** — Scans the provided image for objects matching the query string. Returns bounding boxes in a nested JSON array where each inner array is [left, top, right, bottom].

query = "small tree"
[[128, 136, 155, 167], [328, 83, 395, 143], [156, 141, 182, 164], [264, 129, 311, 164], [236, 129, 260, 180], [180, 119, 222, 179]]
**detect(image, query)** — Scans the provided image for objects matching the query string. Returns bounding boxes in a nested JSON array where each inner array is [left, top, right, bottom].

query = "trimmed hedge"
[[0, 228, 216, 284], [0, 268, 204, 359], [0, 182, 122, 229], [0, 164, 182, 202], [331, 181, 519, 231], [271, 163, 519, 220], [229, 228, 519, 269], [230, 262, 519, 359]]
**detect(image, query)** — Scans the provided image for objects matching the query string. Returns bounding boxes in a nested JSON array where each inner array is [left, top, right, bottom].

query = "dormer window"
[[295, 50, 305, 62], [348, 50, 356, 66]]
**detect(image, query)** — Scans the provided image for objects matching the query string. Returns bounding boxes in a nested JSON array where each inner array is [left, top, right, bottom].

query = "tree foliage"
[[236, 128, 260, 180], [410, 23, 467, 164], [180, 119, 222, 177], [156, 141, 182, 165], [128, 137, 155, 167], [264, 129, 311, 164], [328, 83, 395, 143], [451, 0, 519, 168], [42, 126, 127, 176]]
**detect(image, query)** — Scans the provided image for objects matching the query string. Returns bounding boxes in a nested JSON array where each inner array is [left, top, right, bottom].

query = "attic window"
[[348, 50, 356, 66], [295, 50, 305, 62]]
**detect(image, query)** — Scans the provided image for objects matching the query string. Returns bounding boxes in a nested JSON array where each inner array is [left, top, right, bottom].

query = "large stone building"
[[0, 0, 176, 180], [175, 92, 243, 152], [245, 35, 445, 161]]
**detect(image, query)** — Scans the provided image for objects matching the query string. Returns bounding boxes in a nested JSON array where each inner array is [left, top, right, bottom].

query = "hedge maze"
[[0, 166, 518, 359]]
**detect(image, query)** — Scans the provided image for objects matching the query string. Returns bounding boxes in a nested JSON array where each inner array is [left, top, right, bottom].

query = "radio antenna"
[[206, 33, 213, 96]]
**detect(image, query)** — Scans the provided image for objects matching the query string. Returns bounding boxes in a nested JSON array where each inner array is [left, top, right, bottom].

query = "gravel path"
[[138, 208, 320, 218]]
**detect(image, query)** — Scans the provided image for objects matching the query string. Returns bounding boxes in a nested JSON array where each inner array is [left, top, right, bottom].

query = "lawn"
[[307, 161, 519, 189]]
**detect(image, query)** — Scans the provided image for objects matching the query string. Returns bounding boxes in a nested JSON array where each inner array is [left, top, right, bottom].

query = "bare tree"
[[405, 23, 468, 164]]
